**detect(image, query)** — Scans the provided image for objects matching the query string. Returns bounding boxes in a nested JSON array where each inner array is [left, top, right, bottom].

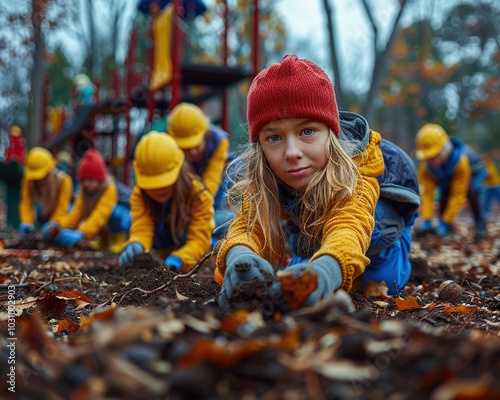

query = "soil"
[[1, 217, 500, 399]]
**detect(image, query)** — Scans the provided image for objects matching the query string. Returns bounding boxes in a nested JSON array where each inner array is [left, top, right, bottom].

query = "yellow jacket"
[[202, 137, 229, 195], [418, 155, 471, 224], [124, 178, 214, 272], [19, 169, 72, 225], [55, 181, 118, 239], [484, 158, 500, 187], [215, 130, 384, 292]]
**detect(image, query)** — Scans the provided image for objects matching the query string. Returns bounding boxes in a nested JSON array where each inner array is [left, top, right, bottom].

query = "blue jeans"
[[364, 225, 413, 295]]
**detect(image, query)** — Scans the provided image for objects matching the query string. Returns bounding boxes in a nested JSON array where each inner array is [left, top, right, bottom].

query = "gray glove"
[[284, 256, 342, 307], [218, 245, 276, 309]]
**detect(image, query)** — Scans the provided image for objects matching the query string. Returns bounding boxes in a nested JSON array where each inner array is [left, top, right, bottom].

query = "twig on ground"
[[173, 249, 215, 281], [32, 276, 90, 296]]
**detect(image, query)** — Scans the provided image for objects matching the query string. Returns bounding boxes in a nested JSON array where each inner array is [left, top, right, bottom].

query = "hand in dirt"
[[119, 242, 144, 267], [218, 245, 276, 309], [165, 255, 183, 272], [55, 229, 85, 248], [283, 256, 342, 307], [41, 221, 60, 239], [19, 223, 35, 237]]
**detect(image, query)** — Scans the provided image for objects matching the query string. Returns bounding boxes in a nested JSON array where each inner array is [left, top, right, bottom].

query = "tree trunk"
[[27, 0, 47, 148], [361, 0, 409, 123], [321, 0, 344, 109]]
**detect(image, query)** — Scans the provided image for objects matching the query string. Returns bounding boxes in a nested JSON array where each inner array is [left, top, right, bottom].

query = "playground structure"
[[0, 0, 260, 229]]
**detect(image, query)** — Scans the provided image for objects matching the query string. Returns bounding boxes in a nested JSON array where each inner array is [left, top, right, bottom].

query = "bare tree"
[[321, 0, 344, 109]]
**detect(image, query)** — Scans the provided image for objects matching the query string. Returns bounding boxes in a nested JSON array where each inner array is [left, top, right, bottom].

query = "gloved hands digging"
[[434, 220, 452, 238], [18, 223, 35, 237], [282, 256, 342, 307], [218, 245, 278, 309], [165, 255, 183, 272], [55, 229, 85, 247], [40, 221, 60, 240], [119, 242, 144, 267]]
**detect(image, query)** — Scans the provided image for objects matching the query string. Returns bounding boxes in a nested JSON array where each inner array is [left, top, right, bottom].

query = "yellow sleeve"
[[123, 186, 155, 250], [19, 178, 35, 225], [56, 192, 85, 230], [202, 138, 229, 195], [442, 155, 471, 224], [77, 184, 118, 238], [417, 163, 437, 220], [171, 179, 215, 272], [313, 130, 383, 291], [214, 199, 267, 280], [49, 175, 73, 221]]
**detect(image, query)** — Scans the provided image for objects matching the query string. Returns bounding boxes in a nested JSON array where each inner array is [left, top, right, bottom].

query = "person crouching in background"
[[119, 131, 214, 273], [18, 147, 73, 237], [41, 149, 131, 251]]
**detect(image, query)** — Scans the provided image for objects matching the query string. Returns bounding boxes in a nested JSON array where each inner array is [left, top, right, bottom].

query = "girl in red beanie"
[[216, 55, 420, 310], [41, 149, 131, 251]]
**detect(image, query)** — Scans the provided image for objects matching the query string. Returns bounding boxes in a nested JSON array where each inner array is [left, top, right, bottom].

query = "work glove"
[[165, 255, 183, 272], [40, 222, 60, 240], [434, 220, 452, 238], [119, 242, 144, 267], [283, 256, 342, 307], [218, 245, 276, 309], [416, 220, 433, 235], [18, 223, 35, 237], [55, 229, 85, 247]]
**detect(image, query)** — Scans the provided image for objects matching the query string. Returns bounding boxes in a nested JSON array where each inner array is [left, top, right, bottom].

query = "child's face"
[[427, 149, 447, 168], [145, 185, 174, 203], [183, 140, 206, 162], [258, 118, 329, 189], [81, 179, 101, 194]]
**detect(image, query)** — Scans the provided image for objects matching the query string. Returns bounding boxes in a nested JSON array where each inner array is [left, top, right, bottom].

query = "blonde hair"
[[141, 163, 205, 245], [227, 130, 361, 266], [32, 168, 65, 219]]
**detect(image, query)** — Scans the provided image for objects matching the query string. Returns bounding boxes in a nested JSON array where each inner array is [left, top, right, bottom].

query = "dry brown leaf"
[[277, 268, 318, 309], [363, 280, 390, 299], [395, 296, 421, 311], [56, 290, 92, 303], [442, 305, 475, 314], [57, 318, 80, 333]]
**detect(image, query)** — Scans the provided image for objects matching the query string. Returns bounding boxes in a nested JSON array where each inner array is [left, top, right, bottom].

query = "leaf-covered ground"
[[1, 215, 499, 399]]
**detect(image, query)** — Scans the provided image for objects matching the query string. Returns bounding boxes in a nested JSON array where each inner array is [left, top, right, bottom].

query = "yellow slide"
[[149, 3, 173, 91]]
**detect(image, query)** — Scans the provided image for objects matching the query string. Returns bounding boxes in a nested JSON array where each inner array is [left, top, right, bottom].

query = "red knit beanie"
[[247, 55, 340, 143], [77, 149, 107, 181]]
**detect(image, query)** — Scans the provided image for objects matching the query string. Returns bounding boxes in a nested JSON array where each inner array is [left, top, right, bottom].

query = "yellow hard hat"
[[24, 147, 56, 180], [415, 124, 449, 161], [133, 131, 185, 190], [168, 103, 209, 149]]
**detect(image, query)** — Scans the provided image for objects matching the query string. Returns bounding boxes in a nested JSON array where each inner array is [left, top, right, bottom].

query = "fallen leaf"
[[442, 305, 474, 314], [56, 290, 92, 304], [363, 280, 390, 299], [175, 288, 189, 301], [395, 296, 421, 311], [57, 318, 80, 333], [277, 268, 318, 309], [373, 301, 389, 307]]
